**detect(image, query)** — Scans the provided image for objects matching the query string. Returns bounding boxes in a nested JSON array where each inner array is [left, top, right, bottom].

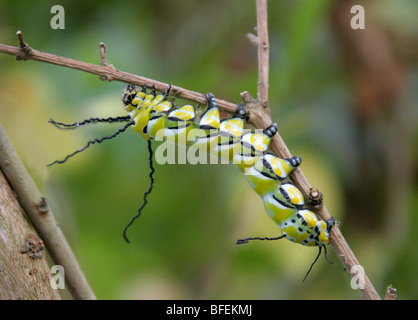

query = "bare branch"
[[256, 0, 270, 107], [0, 34, 237, 114]]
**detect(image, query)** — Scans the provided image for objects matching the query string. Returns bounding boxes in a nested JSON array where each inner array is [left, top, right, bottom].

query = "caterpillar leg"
[[47, 120, 134, 166], [49, 116, 131, 129], [236, 234, 286, 244], [162, 83, 172, 100]]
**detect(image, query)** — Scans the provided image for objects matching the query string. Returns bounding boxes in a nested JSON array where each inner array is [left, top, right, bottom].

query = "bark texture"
[[0, 169, 61, 300]]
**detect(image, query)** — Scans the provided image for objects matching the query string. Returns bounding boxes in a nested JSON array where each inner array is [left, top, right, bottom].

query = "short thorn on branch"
[[247, 33, 259, 46], [309, 188, 324, 209], [98, 42, 116, 81], [15, 30, 32, 61], [384, 285, 397, 300]]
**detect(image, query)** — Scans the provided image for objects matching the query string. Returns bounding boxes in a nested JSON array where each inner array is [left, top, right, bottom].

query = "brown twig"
[[0, 29, 383, 299], [15, 30, 32, 60], [0, 33, 237, 114], [256, 0, 269, 108]]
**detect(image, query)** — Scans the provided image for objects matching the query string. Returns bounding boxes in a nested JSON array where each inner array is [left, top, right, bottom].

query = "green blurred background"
[[0, 0, 416, 299]]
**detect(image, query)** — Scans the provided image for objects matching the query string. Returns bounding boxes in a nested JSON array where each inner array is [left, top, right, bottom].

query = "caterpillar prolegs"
[[49, 83, 336, 279]]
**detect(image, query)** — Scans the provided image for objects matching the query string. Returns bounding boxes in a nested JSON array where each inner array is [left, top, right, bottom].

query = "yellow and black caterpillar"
[[49, 84, 335, 279]]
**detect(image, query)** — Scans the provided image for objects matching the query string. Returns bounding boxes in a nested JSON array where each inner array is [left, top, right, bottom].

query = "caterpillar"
[[49, 83, 335, 280]]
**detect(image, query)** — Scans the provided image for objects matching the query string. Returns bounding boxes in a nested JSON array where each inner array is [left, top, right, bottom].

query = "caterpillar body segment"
[[198, 93, 220, 130], [211, 104, 246, 162], [162, 104, 197, 145], [246, 154, 302, 196], [232, 123, 278, 173]]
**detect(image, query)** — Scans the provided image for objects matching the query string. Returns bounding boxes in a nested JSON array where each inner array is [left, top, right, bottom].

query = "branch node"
[[15, 30, 32, 61], [36, 196, 49, 214], [384, 285, 397, 300], [98, 42, 109, 66], [98, 42, 115, 81], [309, 188, 324, 209], [170, 86, 181, 96], [20, 232, 45, 259], [240, 91, 257, 104]]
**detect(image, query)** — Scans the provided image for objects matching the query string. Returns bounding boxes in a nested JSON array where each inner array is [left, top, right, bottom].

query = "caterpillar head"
[[121, 84, 138, 106], [288, 211, 336, 247], [314, 216, 336, 246], [324, 217, 336, 242], [122, 84, 148, 113]]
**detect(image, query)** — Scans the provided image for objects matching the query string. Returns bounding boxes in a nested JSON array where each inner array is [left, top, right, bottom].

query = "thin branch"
[[0, 123, 96, 300], [0, 32, 237, 114], [0, 30, 383, 299], [256, 0, 270, 107]]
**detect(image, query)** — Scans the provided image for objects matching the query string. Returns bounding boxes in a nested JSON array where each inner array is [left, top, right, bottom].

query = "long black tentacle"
[[47, 120, 134, 166], [323, 244, 335, 265], [49, 116, 131, 129], [123, 139, 155, 243], [303, 246, 323, 282], [236, 234, 286, 245]]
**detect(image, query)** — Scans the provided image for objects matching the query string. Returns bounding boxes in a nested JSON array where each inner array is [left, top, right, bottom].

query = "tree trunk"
[[0, 169, 61, 300]]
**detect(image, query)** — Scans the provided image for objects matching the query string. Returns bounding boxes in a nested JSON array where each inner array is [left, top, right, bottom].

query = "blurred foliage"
[[0, 0, 416, 299]]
